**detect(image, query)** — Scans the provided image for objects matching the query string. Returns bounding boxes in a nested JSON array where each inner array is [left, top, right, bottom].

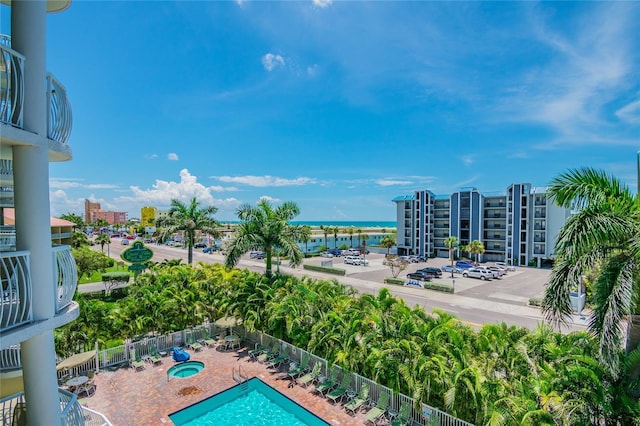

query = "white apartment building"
[[393, 183, 572, 267], [0, 1, 107, 424]]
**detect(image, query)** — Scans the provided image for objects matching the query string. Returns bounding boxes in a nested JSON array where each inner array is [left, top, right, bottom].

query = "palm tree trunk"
[[627, 314, 640, 354]]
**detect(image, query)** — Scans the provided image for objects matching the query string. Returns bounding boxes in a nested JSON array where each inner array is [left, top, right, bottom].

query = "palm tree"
[[347, 226, 356, 248], [380, 235, 395, 257], [155, 197, 220, 265], [293, 225, 312, 255], [225, 200, 303, 277], [331, 226, 340, 249], [542, 167, 639, 379], [444, 236, 459, 278], [467, 240, 485, 265], [95, 233, 111, 254], [320, 225, 329, 251]]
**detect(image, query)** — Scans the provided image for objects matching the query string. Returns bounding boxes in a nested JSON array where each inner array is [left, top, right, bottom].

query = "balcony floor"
[[81, 342, 369, 425]]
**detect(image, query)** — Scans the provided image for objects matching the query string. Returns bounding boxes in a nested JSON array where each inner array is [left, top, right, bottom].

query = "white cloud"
[[375, 179, 412, 186], [615, 98, 640, 124], [145, 154, 158, 159], [262, 53, 285, 71], [167, 153, 179, 161], [307, 64, 319, 77], [461, 155, 474, 166], [258, 195, 282, 204], [313, 0, 332, 8], [215, 175, 316, 187], [50, 178, 118, 190]]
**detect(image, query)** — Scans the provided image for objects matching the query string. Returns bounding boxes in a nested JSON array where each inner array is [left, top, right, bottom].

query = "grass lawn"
[[78, 264, 133, 285]]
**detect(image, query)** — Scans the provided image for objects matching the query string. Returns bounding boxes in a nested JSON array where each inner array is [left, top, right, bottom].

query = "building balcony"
[[0, 36, 72, 145], [1, 246, 77, 335], [1, 388, 110, 425]]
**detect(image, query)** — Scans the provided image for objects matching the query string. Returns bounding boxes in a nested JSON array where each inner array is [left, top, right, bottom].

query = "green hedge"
[[303, 264, 346, 276], [384, 277, 405, 285], [529, 297, 543, 307], [424, 282, 454, 293]]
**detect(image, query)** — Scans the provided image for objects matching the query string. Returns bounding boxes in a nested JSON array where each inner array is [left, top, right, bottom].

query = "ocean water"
[[290, 221, 396, 228]]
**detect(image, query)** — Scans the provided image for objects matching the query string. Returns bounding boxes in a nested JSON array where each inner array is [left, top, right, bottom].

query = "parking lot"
[[306, 253, 550, 308]]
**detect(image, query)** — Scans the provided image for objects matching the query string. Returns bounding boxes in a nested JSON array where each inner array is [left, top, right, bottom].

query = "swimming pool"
[[169, 378, 329, 426]]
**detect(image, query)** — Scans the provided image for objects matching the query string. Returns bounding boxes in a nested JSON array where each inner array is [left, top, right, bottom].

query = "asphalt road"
[[86, 241, 587, 333]]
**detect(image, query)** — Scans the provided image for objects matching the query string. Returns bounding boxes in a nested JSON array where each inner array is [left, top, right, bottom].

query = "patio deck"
[[81, 342, 372, 425]]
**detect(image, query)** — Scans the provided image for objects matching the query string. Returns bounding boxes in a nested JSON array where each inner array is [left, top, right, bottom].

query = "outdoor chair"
[[187, 334, 203, 352], [365, 391, 390, 425], [129, 348, 145, 371], [286, 353, 310, 379], [148, 345, 163, 366], [267, 346, 291, 369], [79, 371, 96, 397], [344, 383, 370, 415], [248, 342, 268, 360], [326, 372, 352, 403], [201, 329, 217, 347], [314, 366, 340, 395], [391, 401, 412, 426], [257, 341, 280, 363], [296, 362, 321, 388]]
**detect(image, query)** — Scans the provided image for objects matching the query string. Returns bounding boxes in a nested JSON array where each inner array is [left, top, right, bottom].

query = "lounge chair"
[[314, 366, 340, 395], [148, 345, 163, 366], [130, 348, 145, 371], [365, 391, 390, 425], [267, 346, 291, 369], [201, 329, 217, 347], [326, 372, 352, 403], [248, 342, 268, 360], [79, 371, 96, 397], [344, 383, 370, 415], [296, 362, 321, 387], [187, 334, 203, 352], [390, 401, 412, 426], [256, 342, 280, 363], [286, 353, 310, 379]]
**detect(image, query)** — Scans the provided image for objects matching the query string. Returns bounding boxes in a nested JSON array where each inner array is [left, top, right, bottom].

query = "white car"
[[476, 266, 503, 279], [344, 256, 369, 266], [494, 262, 516, 272], [320, 251, 334, 258], [462, 267, 494, 280]]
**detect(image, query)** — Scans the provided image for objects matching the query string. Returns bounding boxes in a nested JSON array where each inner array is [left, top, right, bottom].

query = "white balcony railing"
[[0, 35, 72, 144], [0, 36, 25, 128], [0, 251, 31, 331], [46, 73, 72, 144], [53, 245, 77, 313]]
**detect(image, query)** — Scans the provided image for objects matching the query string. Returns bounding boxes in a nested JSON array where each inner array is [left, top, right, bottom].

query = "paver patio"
[[81, 341, 372, 425]]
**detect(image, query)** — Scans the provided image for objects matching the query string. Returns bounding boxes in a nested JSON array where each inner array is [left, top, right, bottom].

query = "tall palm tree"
[[347, 226, 356, 248], [155, 197, 220, 265], [444, 236, 459, 278], [331, 226, 340, 249], [225, 200, 303, 277], [95, 233, 111, 254], [293, 225, 312, 255], [542, 167, 639, 379], [320, 225, 329, 251], [467, 240, 485, 265]]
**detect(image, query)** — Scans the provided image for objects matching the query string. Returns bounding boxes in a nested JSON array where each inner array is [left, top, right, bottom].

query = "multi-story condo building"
[[0, 1, 94, 424], [84, 199, 127, 225], [393, 183, 572, 267]]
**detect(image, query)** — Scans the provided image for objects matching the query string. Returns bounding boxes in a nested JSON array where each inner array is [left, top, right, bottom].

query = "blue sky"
[[5, 1, 639, 221]]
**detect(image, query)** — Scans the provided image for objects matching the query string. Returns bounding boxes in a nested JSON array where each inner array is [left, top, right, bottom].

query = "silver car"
[[462, 267, 494, 280]]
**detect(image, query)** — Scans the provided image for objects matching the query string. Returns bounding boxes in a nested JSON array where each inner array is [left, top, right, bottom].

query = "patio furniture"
[[148, 345, 163, 366], [344, 383, 370, 415], [296, 362, 321, 388], [187, 334, 203, 352], [286, 353, 310, 379], [326, 372, 352, 403], [365, 391, 390, 425], [129, 348, 145, 371], [267, 346, 291, 369], [390, 401, 412, 426], [314, 366, 340, 395], [257, 342, 280, 363]]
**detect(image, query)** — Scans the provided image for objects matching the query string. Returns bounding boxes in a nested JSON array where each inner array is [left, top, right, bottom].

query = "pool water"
[[169, 378, 329, 426], [168, 361, 205, 379]]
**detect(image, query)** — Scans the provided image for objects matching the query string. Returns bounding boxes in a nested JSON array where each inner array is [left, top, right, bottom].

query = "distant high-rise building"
[[393, 183, 573, 267], [84, 199, 127, 225]]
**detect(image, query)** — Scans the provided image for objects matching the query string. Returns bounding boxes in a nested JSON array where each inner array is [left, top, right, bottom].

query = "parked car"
[[409, 255, 422, 263], [250, 251, 266, 259], [487, 266, 508, 276], [121, 239, 130, 245], [202, 247, 214, 254], [406, 271, 433, 281], [328, 248, 342, 257], [356, 248, 370, 255], [418, 267, 442, 278], [441, 265, 463, 274], [344, 256, 368, 265], [455, 260, 475, 269], [475, 266, 502, 279], [342, 249, 360, 256], [194, 242, 207, 248], [320, 251, 334, 258], [494, 262, 516, 272], [398, 256, 418, 263], [405, 280, 424, 289], [462, 268, 494, 280]]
